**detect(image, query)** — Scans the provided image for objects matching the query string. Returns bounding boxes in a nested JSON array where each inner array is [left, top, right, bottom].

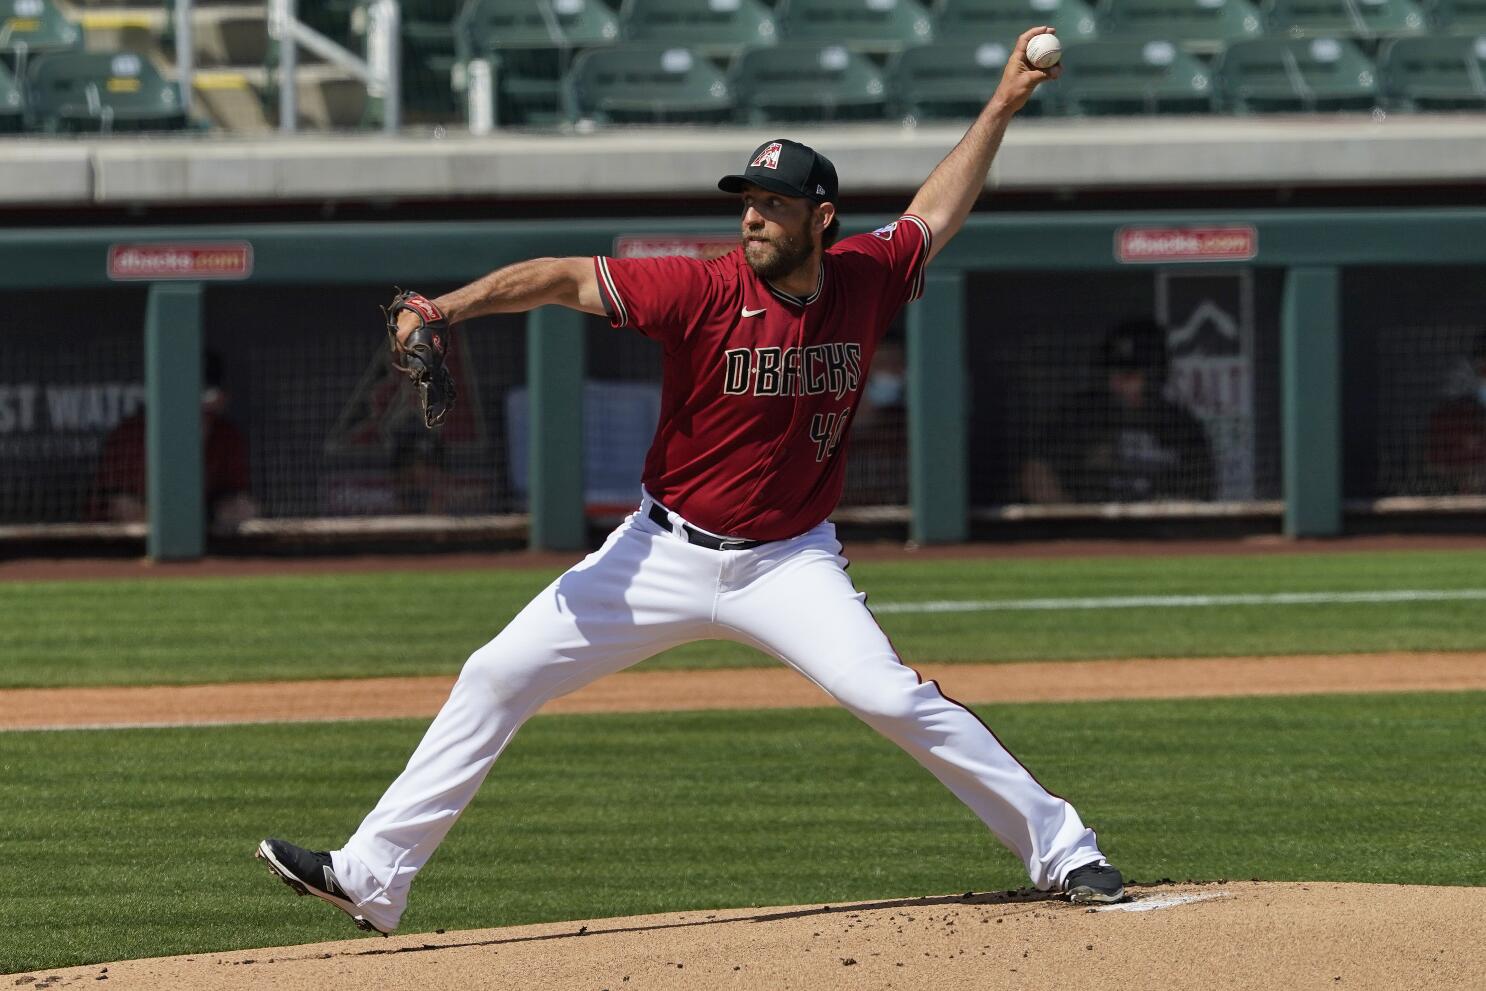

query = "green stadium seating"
[[1100, 0, 1265, 46], [0, 0, 81, 56], [935, 0, 1098, 46], [1265, 0, 1428, 38], [1426, 0, 1486, 31], [1217, 36, 1379, 110], [333, 1, 461, 121], [780, 0, 935, 51], [1378, 33, 1486, 108], [1055, 38, 1216, 113], [455, 0, 623, 125], [456, 0, 623, 55], [398, 0, 463, 19], [730, 42, 892, 122], [0, 59, 22, 131], [566, 44, 734, 123], [25, 50, 188, 132], [401, 19, 461, 118], [892, 40, 1056, 118], [621, 0, 780, 55]]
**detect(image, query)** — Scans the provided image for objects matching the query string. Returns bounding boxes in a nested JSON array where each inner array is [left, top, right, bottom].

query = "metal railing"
[[266, 0, 401, 133]]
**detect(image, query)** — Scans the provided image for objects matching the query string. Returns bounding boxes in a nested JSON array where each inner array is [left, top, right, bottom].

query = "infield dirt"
[[3, 651, 1482, 730], [11, 882, 1483, 990]]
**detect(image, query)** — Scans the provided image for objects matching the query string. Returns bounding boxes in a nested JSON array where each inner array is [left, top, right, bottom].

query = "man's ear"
[[815, 201, 836, 231]]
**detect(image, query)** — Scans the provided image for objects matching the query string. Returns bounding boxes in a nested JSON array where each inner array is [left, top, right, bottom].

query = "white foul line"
[[870, 589, 1486, 614]]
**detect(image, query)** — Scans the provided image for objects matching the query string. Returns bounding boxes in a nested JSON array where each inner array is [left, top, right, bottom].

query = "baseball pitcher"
[[258, 27, 1125, 935]]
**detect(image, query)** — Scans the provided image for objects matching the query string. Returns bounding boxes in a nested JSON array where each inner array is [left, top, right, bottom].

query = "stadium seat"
[[454, 0, 622, 125], [935, 0, 1098, 46], [456, 0, 622, 56], [1099, 0, 1265, 46], [621, 0, 780, 56], [0, 0, 82, 56], [332, 1, 461, 121], [1265, 0, 1428, 38], [730, 42, 892, 122], [779, 0, 935, 51], [892, 41, 1056, 119], [1217, 36, 1380, 110], [1055, 38, 1216, 113], [25, 49, 187, 132], [400, 19, 461, 118], [1378, 33, 1486, 108], [566, 44, 734, 123], [1426, 0, 1486, 31], [397, 0, 464, 19], [0, 59, 22, 131]]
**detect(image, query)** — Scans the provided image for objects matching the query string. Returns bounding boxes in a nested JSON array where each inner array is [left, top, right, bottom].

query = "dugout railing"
[[3, 207, 1485, 559]]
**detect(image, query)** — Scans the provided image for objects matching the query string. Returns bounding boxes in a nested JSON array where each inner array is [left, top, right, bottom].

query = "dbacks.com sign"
[[1116, 226, 1257, 264], [107, 242, 253, 280]]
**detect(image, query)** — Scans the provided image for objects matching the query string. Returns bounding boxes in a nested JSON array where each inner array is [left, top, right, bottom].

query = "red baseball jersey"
[[593, 214, 931, 540]]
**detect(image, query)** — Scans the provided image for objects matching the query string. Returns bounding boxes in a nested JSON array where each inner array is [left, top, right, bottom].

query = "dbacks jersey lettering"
[[593, 214, 931, 540]]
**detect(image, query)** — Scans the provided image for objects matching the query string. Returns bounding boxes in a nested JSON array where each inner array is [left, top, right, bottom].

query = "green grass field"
[[2, 693, 1483, 974], [1, 549, 1484, 687]]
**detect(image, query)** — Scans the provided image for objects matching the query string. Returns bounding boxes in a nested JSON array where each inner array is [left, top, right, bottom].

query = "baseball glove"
[[384, 289, 456, 428]]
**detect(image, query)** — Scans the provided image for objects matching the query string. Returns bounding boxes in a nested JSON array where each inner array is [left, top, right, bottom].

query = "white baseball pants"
[[332, 496, 1107, 932]]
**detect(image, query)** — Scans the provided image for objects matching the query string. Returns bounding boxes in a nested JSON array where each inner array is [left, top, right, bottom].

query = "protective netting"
[[0, 289, 149, 527], [209, 285, 527, 522], [966, 268, 1284, 510], [14, 266, 1486, 537], [1342, 266, 1486, 501]]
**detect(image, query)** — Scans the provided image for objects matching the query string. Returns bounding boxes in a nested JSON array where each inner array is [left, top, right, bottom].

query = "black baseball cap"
[[718, 138, 838, 204], [1102, 318, 1170, 379]]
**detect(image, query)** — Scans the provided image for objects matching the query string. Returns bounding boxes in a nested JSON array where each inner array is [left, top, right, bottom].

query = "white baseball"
[[1025, 33, 1061, 69]]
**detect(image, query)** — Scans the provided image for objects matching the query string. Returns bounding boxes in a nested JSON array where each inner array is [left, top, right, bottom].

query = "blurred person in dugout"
[[1424, 331, 1486, 494], [1020, 318, 1214, 503], [845, 335, 908, 504], [92, 350, 258, 530], [391, 426, 451, 514]]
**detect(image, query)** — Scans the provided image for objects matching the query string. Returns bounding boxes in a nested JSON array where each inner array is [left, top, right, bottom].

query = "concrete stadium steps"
[[58, 0, 367, 130]]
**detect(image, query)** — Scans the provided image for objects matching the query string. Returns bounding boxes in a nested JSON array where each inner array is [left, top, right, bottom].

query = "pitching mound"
[[14, 882, 1481, 990]]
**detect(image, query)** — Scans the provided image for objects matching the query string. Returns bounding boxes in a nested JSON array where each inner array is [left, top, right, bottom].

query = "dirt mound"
[[12, 882, 1481, 989]]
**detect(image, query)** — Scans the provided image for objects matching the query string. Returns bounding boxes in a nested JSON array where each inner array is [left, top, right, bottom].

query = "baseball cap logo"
[[752, 142, 782, 170]]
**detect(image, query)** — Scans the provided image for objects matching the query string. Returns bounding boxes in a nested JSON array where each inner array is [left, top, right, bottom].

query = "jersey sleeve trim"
[[593, 256, 629, 328], [900, 214, 933, 302]]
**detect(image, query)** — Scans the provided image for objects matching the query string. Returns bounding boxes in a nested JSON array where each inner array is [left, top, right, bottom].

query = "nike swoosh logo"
[[741, 306, 767, 318]]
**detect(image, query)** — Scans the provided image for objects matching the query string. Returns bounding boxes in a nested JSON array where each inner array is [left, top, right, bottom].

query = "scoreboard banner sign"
[[613, 235, 738, 260], [108, 242, 254, 281], [1115, 226, 1258, 264]]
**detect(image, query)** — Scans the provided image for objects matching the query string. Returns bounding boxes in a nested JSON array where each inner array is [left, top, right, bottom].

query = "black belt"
[[647, 502, 767, 551]]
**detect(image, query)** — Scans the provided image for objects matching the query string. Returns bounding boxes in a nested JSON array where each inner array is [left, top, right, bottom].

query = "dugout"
[[3, 203, 1486, 560]]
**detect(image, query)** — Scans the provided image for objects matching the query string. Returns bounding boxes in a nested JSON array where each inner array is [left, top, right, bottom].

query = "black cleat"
[[1063, 862, 1126, 904], [256, 838, 392, 935]]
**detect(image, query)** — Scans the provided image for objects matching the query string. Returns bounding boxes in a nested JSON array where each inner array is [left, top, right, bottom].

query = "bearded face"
[[738, 189, 819, 282]]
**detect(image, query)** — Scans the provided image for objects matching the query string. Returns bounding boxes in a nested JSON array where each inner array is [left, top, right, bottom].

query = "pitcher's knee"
[[830, 663, 925, 724], [457, 641, 547, 705]]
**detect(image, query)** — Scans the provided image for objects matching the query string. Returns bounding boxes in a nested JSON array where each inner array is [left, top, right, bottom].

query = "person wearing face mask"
[[1020, 318, 1214, 505], [1424, 333, 1486, 495]]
